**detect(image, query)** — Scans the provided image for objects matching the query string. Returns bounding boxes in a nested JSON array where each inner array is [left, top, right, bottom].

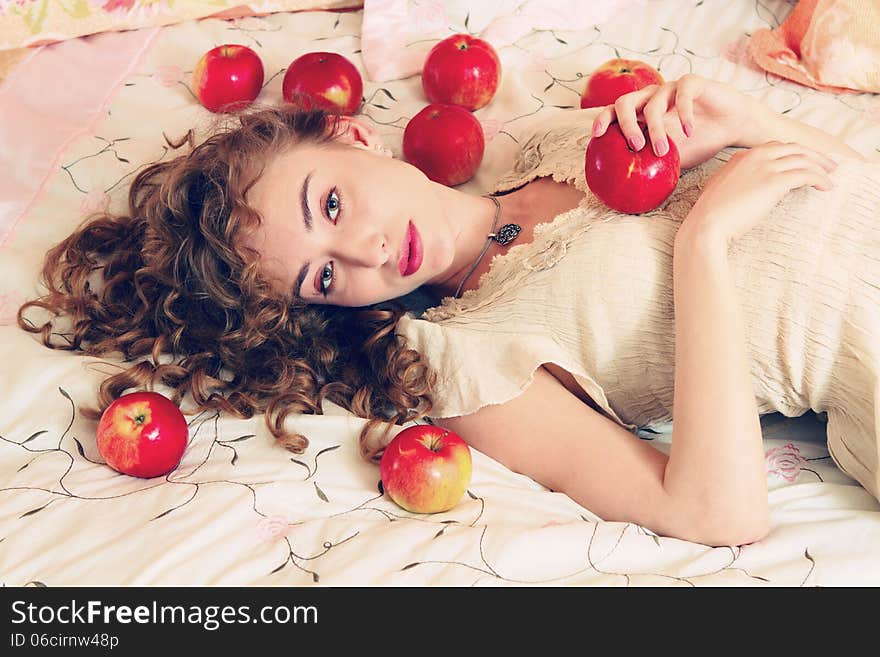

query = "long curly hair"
[[17, 105, 437, 462]]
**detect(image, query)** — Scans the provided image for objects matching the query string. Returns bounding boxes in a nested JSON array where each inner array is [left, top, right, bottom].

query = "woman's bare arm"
[[739, 103, 866, 161], [435, 365, 770, 546], [662, 223, 768, 532], [661, 140, 837, 538]]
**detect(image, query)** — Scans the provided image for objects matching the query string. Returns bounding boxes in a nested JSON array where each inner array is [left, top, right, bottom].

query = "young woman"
[[19, 74, 875, 547]]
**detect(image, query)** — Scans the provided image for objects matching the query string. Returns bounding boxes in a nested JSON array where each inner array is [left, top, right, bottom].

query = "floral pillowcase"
[[0, 0, 362, 51]]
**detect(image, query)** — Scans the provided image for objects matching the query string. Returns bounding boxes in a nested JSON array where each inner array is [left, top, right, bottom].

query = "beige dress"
[[394, 110, 880, 501]]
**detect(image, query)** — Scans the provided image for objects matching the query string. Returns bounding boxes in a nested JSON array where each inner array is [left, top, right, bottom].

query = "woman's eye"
[[326, 189, 340, 222], [320, 261, 334, 297]]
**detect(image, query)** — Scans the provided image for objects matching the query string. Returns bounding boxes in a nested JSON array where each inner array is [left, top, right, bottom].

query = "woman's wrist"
[[675, 214, 729, 260], [732, 96, 777, 149], [735, 98, 866, 160]]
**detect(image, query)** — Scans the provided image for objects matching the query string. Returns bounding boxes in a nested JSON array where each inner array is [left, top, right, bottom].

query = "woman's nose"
[[334, 232, 389, 268]]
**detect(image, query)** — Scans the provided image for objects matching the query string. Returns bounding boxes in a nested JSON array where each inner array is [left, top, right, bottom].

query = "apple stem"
[[425, 431, 449, 452], [434, 430, 450, 452]]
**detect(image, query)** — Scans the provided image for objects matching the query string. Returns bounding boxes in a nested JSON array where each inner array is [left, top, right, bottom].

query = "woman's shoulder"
[[395, 308, 636, 429], [394, 310, 599, 420]]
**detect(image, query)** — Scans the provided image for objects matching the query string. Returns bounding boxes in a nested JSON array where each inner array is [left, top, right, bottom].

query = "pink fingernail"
[[655, 139, 668, 156], [593, 122, 603, 136], [683, 121, 693, 138], [629, 135, 643, 150]]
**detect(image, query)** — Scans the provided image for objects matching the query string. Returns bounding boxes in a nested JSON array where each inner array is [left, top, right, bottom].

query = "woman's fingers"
[[614, 84, 661, 150], [671, 74, 703, 138], [753, 141, 839, 172], [778, 167, 835, 192], [755, 142, 837, 191], [591, 80, 692, 156], [804, 147, 838, 172], [774, 157, 835, 191], [591, 106, 614, 137], [773, 153, 836, 175], [642, 83, 677, 156], [591, 84, 663, 150]]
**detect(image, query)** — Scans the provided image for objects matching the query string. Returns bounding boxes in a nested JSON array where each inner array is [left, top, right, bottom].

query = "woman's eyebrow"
[[293, 170, 315, 300], [293, 264, 309, 301], [300, 170, 314, 232]]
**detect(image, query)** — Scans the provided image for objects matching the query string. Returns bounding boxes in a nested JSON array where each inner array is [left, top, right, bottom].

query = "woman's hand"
[[682, 141, 838, 247], [591, 74, 765, 169]]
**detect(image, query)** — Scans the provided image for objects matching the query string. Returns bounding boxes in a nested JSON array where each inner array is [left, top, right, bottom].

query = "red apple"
[[580, 58, 664, 109], [403, 103, 485, 186], [282, 51, 363, 115], [96, 392, 188, 478], [192, 44, 264, 113], [422, 34, 501, 111], [380, 425, 472, 514], [585, 122, 680, 214]]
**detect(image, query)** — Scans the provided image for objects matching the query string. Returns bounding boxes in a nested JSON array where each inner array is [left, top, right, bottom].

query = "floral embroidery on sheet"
[[0, 291, 23, 326], [80, 188, 111, 216], [256, 515, 291, 544], [481, 118, 503, 143], [152, 64, 184, 88], [765, 442, 808, 482]]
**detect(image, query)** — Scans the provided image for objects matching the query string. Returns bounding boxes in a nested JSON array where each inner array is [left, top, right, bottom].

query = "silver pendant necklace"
[[453, 194, 522, 299]]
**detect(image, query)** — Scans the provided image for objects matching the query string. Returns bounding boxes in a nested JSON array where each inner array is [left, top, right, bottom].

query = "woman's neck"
[[423, 177, 585, 300], [424, 185, 528, 300]]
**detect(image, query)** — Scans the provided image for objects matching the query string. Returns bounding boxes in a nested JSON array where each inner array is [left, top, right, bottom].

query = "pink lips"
[[399, 221, 423, 276]]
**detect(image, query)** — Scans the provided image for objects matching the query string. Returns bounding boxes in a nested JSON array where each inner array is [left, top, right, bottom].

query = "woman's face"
[[246, 135, 458, 307]]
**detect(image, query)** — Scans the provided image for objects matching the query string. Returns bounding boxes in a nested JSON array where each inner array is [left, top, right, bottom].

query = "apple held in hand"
[[422, 33, 501, 111], [380, 425, 472, 514], [96, 392, 188, 478], [192, 44, 264, 113], [282, 51, 363, 115], [585, 123, 680, 214], [403, 103, 485, 186], [580, 58, 664, 109]]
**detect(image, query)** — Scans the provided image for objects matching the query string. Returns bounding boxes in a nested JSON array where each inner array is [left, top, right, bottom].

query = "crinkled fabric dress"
[[394, 110, 880, 501]]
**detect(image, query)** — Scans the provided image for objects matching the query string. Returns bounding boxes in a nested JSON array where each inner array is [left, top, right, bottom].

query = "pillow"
[[360, 0, 640, 82], [0, 0, 363, 51], [748, 0, 880, 94]]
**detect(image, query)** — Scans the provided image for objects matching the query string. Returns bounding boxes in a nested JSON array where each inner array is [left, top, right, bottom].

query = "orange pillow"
[[748, 0, 880, 94]]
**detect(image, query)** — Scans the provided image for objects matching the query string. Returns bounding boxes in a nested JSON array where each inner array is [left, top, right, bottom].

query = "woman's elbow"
[[686, 508, 771, 547]]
